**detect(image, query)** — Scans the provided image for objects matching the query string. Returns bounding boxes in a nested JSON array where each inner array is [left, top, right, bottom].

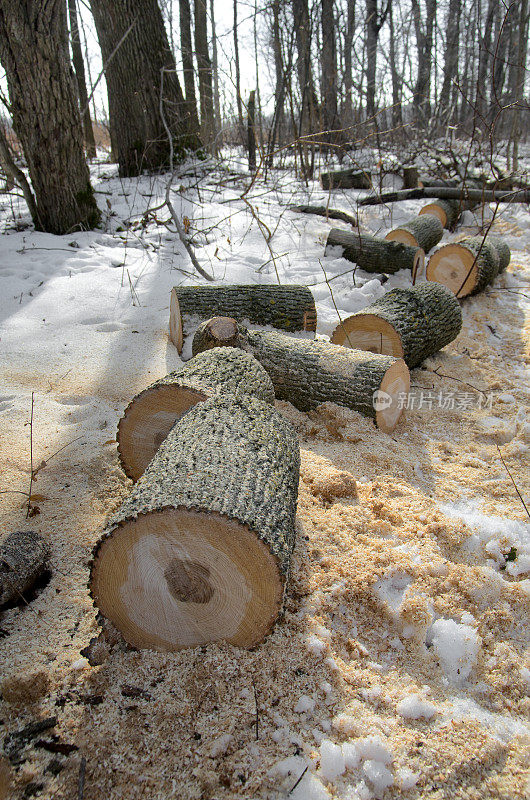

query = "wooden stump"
[[192, 318, 410, 432], [117, 348, 275, 481], [0, 531, 49, 608], [385, 214, 443, 259], [91, 395, 300, 651], [419, 198, 462, 230], [402, 166, 419, 189], [426, 236, 510, 298], [330, 283, 462, 368], [169, 285, 317, 353], [320, 168, 372, 190], [326, 229, 424, 276]]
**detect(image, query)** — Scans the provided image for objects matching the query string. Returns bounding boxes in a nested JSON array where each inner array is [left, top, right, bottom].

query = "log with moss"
[[326, 229, 425, 276], [0, 531, 49, 608], [330, 283, 462, 368], [320, 168, 372, 190], [117, 348, 275, 481], [385, 213, 443, 256], [169, 285, 317, 353], [192, 318, 410, 432], [91, 395, 300, 651], [426, 236, 511, 298]]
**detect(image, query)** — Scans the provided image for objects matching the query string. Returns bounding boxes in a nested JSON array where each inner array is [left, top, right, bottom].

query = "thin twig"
[[26, 392, 34, 519], [77, 756, 86, 800], [288, 766, 308, 795], [164, 179, 215, 281], [496, 445, 530, 519]]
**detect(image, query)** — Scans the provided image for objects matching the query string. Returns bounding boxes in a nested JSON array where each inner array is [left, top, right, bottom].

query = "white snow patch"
[[396, 694, 438, 720], [319, 739, 345, 781], [429, 618, 481, 683], [362, 760, 394, 797], [294, 694, 316, 713]]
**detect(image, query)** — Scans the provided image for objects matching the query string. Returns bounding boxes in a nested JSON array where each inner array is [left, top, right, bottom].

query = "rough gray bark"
[[359, 187, 530, 205], [247, 90, 256, 172], [438, 0, 462, 115], [90, 0, 200, 177], [402, 166, 419, 189], [475, 0, 497, 119], [332, 284, 462, 368], [508, 0, 529, 171], [488, 237, 511, 272], [388, 2, 403, 127], [68, 0, 97, 158], [267, 0, 286, 166], [0, 531, 49, 608], [169, 284, 317, 351], [321, 0, 341, 141], [179, 0, 200, 135], [386, 214, 443, 252], [365, 0, 389, 119], [194, 0, 215, 146], [0, 0, 100, 234], [321, 168, 372, 189], [411, 0, 436, 122], [210, 0, 222, 136], [91, 395, 300, 649], [192, 318, 409, 427], [118, 347, 275, 481], [326, 229, 424, 274], [292, 0, 319, 135], [343, 0, 356, 125], [233, 0, 244, 135]]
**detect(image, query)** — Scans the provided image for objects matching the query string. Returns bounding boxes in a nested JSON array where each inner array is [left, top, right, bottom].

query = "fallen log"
[[320, 168, 372, 190], [0, 531, 49, 608], [426, 236, 511, 297], [402, 166, 419, 189], [91, 395, 300, 651], [192, 318, 410, 432], [330, 283, 462, 368], [358, 187, 530, 206], [289, 205, 358, 227], [419, 198, 463, 229], [169, 284, 317, 353], [326, 228, 424, 276], [117, 348, 275, 481], [385, 213, 443, 256]]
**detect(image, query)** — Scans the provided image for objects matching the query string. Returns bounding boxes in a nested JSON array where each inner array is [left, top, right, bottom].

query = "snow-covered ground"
[[0, 149, 529, 799]]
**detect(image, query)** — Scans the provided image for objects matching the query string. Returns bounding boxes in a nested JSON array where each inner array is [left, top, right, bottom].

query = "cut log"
[[326, 228, 424, 276], [91, 395, 300, 651], [385, 214, 443, 262], [403, 166, 419, 189], [419, 198, 462, 229], [289, 204, 358, 227], [320, 168, 372, 190], [0, 531, 49, 608], [169, 284, 317, 353], [117, 347, 275, 481], [358, 187, 530, 205], [426, 236, 510, 298], [330, 283, 462, 368], [192, 318, 410, 432]]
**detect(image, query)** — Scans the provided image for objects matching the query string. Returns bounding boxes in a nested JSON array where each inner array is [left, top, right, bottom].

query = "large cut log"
[[326, 229, 424, 276], [358, 187, 530, 206], [321, 168, 372, 190], [117, 348, 275, 481], [419, 198, 462, 229], [192, 318, 410, 432], [169, 284, 317, 353], [426, 236, 511, 298], [330, 283, 462, 368], [385, 214, 443, 256], [0, 531, 49, 608], [91, 395, 300, 651]]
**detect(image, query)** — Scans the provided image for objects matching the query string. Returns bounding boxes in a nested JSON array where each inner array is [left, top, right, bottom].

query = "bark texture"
[[90, 0, 200, 176], [194, 0, 216, 146], [68, 0, 97, 158], [192, 319, 409, 425], [321, 168, 371, 190], [326, 229, 424, 275], [179, 0, 200, 134], [427, 236, 510, 297], [0, 0, 100, 234], [320, 0, 341, 140], [386, 214, 443, 252], [420, 198, 462, 229], [0, 531, 49, 608]]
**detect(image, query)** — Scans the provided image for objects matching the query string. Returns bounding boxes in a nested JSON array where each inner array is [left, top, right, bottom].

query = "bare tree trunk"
[[247, 90, 256, 171], [388, 1, 402, 127], [292, 0, 319, 136], [489, 3, 514, 128], [411, 0, 436, 123], [179, 0, 200, 135], [509, 0, 529, 171], [210, 0, 222, 138], [233, 0, 244, 137], [267, 0, 286, 165], [68, 0, 96, 158], [343, 0, 356, 126], [365, 0, 389, 120], [475, 0, 496, 120], [193, 0, 215, 147], [321, 0, 341, 142], [0, 0, 99, 234], [438, 0, 462, 118], [90, 0, 200, 177]]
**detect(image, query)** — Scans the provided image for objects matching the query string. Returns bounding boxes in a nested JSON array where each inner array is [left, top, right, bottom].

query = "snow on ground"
[[0, 148, 529, 799]]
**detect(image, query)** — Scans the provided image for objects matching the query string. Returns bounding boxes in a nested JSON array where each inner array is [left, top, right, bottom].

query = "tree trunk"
[[192, 318, 410, 432], [292, 0, 319, 136], [247, 90, 256, 171], [91, 395, 300, 651], [68, 0, 97, 158], [365, 0, 385, 119], [233, 0, 244, 136], [179, 0, 200, 135], [193, 0, 215, 147], [169, 284, 317, 352], [508, 0, 529, 171], [90, 0, 200, 177], [426, 236, 510, 297], [0, 531, 49, 608], [210, 0, 222, 137], [326, 229, 425, 275], [118, 347, 275, 481], [388, 2, 403, 127], [411, 0, 436, 123], [330, 283, 462, 368], [321, 0, 341, 141], [475, 0, 496, 120], [0, 1, 100, 234], [267, 0, 287, 166], [385, 213, 443, 253], [343, 0, 356, 126], [438, 0, 462, 117]]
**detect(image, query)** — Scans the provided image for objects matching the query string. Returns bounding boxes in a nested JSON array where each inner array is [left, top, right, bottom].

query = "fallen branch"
[[289, 205, 358, 227], [358, 187, 530, 206], [164, 180, 214, 282]]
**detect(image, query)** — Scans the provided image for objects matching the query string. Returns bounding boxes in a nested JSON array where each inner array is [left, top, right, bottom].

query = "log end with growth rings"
[[426, 243, 479, 297]]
